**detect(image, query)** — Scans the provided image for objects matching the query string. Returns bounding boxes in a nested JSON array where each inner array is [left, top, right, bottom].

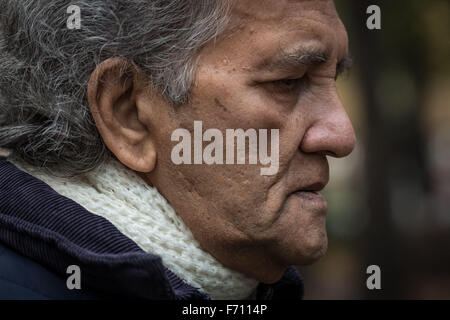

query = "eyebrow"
[[258, 46, 353, 79], [335, 56, 353, 79]]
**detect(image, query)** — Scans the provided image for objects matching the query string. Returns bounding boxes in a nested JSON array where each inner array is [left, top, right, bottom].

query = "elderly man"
[[0, 0, 355, 300]]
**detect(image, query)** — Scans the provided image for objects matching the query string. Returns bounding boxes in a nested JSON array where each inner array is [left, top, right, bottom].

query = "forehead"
[[217, 0, 348, 66], [231, 0, 340, 22]]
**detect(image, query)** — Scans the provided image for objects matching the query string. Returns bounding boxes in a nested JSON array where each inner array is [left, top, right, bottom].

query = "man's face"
[[144, 0, 355, 282]]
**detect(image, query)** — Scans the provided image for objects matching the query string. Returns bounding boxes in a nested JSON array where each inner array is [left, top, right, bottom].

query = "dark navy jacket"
[[0, 157, 304, 300]]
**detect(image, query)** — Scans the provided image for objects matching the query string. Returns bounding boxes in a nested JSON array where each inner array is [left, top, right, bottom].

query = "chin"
[[276, 226, 329, 267], [268, 189, 329, 266], [297, 232, 329, 266]]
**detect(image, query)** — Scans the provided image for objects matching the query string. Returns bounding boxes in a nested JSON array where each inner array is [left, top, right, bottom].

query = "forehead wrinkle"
[[231, 0, 336, 21]]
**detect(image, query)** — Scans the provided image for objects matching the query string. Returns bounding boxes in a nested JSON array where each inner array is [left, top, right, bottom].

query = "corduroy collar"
[[0, 158, 304, 300]]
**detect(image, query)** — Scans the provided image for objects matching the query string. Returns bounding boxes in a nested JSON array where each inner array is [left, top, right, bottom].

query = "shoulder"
[[0, 242, 103, 300]]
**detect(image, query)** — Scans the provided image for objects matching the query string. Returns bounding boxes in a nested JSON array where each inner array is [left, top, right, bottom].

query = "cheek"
[[193, 66, 288, 130], [167, 68, 308, 230], [190, 164, 273, 221]]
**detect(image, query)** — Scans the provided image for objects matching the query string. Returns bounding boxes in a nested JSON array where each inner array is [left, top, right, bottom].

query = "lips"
[[291, 181, 326, 194], [292, 190, 324, 201], [289, 181, 327, 203]]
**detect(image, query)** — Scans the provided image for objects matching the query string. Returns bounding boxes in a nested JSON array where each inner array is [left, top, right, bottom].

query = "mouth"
[[292, 190, 324, 202], [290, 182, 327, 203]]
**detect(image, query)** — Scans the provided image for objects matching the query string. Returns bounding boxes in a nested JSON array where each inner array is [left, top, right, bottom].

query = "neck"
[[8, 155, 259, 299]]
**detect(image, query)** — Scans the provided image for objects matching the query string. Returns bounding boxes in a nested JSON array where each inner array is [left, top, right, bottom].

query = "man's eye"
[[270, 76, 306, 94]]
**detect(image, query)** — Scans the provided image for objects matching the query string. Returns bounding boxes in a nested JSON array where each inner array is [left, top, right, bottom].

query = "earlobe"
[[87, 57, 157, 173]]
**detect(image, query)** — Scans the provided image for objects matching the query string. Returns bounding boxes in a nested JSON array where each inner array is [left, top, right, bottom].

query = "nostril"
[[324, 150, 338, 157], [315, 150, 338, 157]]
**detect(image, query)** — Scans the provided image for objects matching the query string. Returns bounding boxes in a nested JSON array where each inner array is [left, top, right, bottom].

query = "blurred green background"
[[299, 0, 450, 299]]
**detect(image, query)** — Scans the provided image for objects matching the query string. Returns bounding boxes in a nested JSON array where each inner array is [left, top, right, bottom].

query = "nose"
[[300, 94, 356, 158]]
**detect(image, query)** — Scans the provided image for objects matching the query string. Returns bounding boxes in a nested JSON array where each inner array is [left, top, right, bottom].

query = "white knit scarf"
[[8, 154, 259, 300]]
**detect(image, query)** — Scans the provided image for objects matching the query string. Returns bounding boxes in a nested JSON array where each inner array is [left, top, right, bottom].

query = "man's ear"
[[87, 57, 157, 173]]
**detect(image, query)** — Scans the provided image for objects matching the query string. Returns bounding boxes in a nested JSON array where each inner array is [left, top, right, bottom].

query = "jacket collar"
[[0, 158, 303, 300]]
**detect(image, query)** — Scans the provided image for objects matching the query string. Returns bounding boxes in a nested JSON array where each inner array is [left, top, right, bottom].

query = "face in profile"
[[92, 0, 356, 283]]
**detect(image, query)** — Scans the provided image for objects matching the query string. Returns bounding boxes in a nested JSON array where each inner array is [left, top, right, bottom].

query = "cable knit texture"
[[7, 154, 259, 300]]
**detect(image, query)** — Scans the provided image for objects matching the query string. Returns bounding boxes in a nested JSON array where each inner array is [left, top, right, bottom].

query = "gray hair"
[[0, 0, 231, 176]]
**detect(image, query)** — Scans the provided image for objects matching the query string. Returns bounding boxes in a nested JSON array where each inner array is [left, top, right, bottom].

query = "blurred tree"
[[335, 0, 450, 299]]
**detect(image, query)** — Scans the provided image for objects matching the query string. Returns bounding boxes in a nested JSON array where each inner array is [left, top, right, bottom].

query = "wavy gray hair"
[[0, 0, 230, 176]]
